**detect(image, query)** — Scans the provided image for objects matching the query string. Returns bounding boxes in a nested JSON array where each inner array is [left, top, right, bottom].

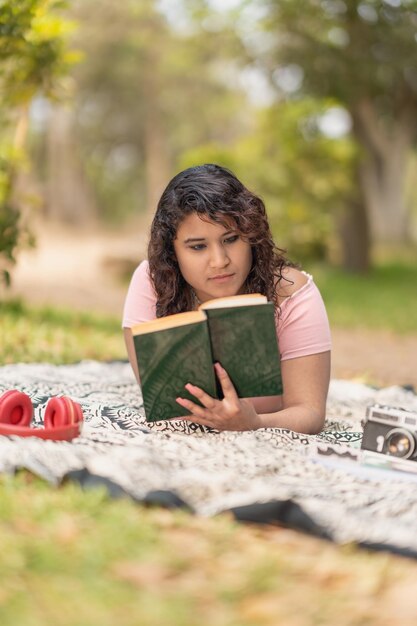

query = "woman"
[[123, 164, 331, 433]]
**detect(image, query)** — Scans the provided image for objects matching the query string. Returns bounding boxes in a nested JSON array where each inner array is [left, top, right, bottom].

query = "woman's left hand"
[[175, 362, 261, 431]]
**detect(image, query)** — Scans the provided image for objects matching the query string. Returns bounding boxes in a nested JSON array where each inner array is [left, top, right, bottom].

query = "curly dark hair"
[[148, 164, 291, 318]]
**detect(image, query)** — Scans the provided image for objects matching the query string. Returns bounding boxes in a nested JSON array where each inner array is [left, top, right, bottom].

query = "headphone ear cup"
[[72, 401, 84, 424], [44, 396, 84, 429], [0, 390, 33, 426]]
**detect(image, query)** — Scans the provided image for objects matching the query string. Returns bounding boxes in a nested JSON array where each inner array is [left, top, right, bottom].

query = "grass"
[[1, 473, 417, 626], [1, 257, 417, 625], [0, 299, 125, 364], [311, 259, 417, 333]]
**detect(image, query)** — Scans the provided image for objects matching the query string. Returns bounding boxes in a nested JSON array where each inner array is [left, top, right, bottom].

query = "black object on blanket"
[[228, 500, 332, 540], [359, 541, 417, 560], [64, 468, 194, 511], [64, 469, 417, 559]]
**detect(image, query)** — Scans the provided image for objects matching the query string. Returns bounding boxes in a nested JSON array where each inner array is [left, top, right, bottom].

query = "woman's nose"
[[209, 244, 230, 268]]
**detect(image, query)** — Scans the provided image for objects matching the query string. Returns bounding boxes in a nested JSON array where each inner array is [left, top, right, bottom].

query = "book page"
[[200, 293, 267, 310], [132, 310, 207, 335]]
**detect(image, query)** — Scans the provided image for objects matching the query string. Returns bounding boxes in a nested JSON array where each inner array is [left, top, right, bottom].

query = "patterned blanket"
[[1, 361, 417, 557]]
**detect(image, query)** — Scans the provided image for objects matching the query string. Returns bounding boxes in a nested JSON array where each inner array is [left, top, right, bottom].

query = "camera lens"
[[384, 428, 415, 459]]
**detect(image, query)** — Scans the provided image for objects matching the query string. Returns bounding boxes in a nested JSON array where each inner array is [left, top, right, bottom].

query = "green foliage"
[[0, 151, 17, 286], [0, 0, 78, 105], [253, 0, 417, 259], [180, 98, 357, 264], [259, 0, 417, 112], [0, 146, 32, 287], [0, 0, 77, 285], [66, 0, 248, 221], [0, 203, 20, 288], [244, 100, 356, 264]]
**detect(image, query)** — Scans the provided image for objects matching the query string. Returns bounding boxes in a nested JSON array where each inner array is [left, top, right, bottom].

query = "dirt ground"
[[5, 222, 417, 390]]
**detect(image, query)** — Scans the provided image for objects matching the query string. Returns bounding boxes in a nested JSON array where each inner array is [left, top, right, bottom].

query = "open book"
[[132, 293, 282, 422]]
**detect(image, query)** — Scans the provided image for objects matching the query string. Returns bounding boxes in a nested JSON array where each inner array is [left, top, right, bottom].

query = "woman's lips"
[[209, 273, 235, 283]]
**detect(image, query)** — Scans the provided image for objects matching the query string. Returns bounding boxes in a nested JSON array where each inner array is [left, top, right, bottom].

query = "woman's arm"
[[257, 351, 330, 434], [122, 260, 158, 384], [175, 350, 331, 434], [123, 327, 140, 384]]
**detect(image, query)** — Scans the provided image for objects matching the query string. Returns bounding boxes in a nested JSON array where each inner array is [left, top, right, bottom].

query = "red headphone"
[[0, 390, 84, 441]]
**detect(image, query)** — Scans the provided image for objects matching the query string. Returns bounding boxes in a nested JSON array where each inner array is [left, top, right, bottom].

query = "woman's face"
[[173, 212, 253, 303]]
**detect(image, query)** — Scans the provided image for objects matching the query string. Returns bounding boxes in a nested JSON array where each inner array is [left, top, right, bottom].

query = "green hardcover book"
[[132, 294, 282, 422]]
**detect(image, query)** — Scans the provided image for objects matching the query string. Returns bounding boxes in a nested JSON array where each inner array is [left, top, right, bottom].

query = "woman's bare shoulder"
[[275, 266, 309, 303]]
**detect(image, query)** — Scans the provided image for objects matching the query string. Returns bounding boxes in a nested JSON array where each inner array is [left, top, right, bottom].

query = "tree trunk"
[[338, 188, 371, 273], [143, 110, 170, 219], [142, 58, 171, 222], [10, 104, 30, 204], [352, 99, 414, 244], [13, 104, 30, 153], [46, 105, 98, 225], [10, 104, 37, 225]]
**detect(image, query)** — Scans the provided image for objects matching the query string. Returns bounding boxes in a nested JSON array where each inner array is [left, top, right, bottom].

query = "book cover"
[[133, 312, 218, 422], [203, 302, 283, 398]]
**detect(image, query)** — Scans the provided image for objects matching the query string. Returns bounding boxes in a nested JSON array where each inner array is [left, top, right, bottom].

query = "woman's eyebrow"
[[183, 230, 235, 244], [183, 237, 206, 243]]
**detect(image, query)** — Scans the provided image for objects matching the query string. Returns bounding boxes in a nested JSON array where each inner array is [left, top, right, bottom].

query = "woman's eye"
[[224, 235, 239, 244], [189, 244, 206, 251]]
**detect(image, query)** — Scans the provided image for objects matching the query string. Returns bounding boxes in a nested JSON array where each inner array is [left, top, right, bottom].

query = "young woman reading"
[[123, 164, 331, 433]]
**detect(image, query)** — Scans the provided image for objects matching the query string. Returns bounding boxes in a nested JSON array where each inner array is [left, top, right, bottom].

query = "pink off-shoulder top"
[[122, 260, 331, 361]]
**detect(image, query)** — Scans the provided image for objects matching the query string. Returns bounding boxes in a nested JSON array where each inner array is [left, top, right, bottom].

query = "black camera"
[[361, 404, 417, 461]]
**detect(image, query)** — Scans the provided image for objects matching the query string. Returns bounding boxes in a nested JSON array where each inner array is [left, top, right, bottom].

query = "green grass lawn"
[[0, 299, 126, 365], [311, 260, 417, 333], [1, 258, 417, 625], [1, 473, 417, 626]]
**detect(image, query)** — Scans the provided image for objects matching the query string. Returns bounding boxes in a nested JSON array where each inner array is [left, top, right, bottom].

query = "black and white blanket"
[[1, 361, 417, 557]]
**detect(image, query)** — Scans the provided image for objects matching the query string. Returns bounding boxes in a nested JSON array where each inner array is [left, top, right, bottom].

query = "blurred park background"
[[1, 0, 417, 385]]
